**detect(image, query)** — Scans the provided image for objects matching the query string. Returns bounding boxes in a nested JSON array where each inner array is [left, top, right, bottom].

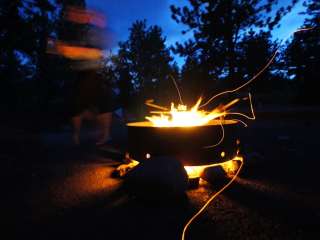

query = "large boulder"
[[124, 156, 189, 201]]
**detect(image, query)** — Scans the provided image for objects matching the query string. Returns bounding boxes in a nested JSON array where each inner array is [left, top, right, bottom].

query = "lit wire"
[[228, 119, 248, 127], [181, 157, 244, 240], [199, 27, 316, 109], [169, 74, 184, 105], [203, 93, 254, 148], [203, 118, 225, 149], [200, 50, 278, 108], [145, 99, 169, 111], [225, 93, 256, 120]]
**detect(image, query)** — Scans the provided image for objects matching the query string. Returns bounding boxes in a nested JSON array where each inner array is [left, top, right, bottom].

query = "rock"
[[202, 165, 228, 185], [124, 156, 189, 200]]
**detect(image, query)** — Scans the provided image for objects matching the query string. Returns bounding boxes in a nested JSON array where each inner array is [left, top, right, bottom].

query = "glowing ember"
[[221, 157, 242, 177], [184, 156, 243, 179], [184, 165, 206, 179], [115, 156, 139, 177]]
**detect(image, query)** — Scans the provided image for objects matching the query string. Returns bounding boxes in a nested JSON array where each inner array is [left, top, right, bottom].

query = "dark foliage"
[[0, 0, 84, 117], [171, 0, 299, 100], [284, 0, 320, 104], [116, 20, 178, 112]]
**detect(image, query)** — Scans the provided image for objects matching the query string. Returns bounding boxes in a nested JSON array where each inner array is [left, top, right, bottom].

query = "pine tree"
[[171, 0, 297, 96], [118, 20, 174, 103], [285, 0, 320, 104]]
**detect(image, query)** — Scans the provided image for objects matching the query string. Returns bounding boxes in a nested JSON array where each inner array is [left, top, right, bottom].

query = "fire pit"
[[123, 119, 243, 191], [127, 119, 242, 166], [116, 96, 250, 187]]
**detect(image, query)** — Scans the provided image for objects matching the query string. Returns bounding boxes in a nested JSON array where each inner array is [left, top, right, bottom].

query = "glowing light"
[[221, 151, 225, 158], [145, 153, 151, 159]]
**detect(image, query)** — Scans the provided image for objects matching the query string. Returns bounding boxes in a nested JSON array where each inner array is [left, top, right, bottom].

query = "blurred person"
[[70, 69, 113, 145], [49, 5, 114, 145]]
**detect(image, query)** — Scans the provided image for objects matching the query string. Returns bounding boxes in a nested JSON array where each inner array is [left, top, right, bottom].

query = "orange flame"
[[145, 98, 245, 127]]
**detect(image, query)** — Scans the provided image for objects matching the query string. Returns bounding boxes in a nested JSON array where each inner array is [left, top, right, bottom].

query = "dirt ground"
[[2, 112, 320, 240]]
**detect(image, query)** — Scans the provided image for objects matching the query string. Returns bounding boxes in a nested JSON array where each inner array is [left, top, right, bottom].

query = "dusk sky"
[[87, 0, 307, 66]]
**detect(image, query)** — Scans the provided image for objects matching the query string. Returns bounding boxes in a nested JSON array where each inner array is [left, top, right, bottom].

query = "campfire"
[[118, 94, 254, 185]]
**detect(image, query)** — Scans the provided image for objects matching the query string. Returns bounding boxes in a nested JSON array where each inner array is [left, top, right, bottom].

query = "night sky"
[[87, 0, 307, 66]]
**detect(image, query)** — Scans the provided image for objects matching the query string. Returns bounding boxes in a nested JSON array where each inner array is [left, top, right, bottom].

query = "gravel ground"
[[2, 115, 320, 240]]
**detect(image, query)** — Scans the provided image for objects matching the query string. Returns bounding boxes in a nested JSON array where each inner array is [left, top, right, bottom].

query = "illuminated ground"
[[2, 115, 320, 240]]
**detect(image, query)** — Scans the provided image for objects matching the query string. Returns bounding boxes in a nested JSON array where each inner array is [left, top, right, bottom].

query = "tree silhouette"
[[238, 30, 278, 93], [285, 0, 320, 104], [117, 20, 175, 106], [0, 0, 58, 111], [171, 0, 298, 99]]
